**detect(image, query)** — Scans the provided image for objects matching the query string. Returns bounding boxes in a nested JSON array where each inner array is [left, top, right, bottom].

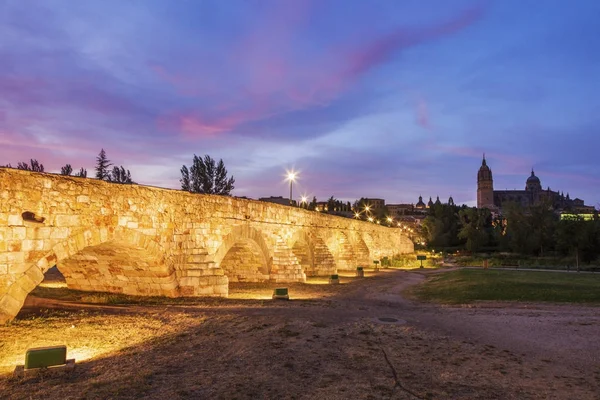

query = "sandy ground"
[[1, 269, 599, 399]]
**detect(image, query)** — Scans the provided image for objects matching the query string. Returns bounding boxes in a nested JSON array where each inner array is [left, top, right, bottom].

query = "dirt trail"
[[5, 269, 600, 399]]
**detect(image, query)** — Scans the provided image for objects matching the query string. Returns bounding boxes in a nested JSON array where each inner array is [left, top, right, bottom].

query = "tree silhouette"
[[181, 154, 235, 195], [95, 149, 112, 180], [110, 166, 133, 184], [60, 164, 73, 175], [75, 168, 87, 178], [16, 159, 44, 172], [180, 165, 191, 191]]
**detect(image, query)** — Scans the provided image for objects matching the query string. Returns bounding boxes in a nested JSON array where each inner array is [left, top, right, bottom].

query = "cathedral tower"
[[477, 155, 494, 208]]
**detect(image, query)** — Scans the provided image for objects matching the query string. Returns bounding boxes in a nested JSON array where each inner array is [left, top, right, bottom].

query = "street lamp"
[[300, 195, 308, 208], [286, 170, 297, 206], [387, 217, 393, 226]]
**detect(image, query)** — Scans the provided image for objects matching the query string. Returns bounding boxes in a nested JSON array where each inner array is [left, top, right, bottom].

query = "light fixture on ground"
[[14, 345, 75, 378], [356, 266, 364, 278], [272, 287, 289, 300], [329, 274, 340, 284]]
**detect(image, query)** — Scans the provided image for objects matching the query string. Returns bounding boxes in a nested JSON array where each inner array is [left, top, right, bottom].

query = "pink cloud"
[[154, 4, 485, 138]]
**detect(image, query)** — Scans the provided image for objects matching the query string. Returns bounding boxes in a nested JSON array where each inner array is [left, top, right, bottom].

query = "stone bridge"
[[0, 168, 413, 323]]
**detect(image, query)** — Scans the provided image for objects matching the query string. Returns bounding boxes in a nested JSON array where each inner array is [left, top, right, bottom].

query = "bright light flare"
[[285, 169, 297, 182]]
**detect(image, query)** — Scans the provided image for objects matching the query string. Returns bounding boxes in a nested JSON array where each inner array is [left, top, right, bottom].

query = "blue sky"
[[1, 0, 599, 207]]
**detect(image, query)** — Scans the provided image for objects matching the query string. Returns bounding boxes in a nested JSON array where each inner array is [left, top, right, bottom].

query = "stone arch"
[[288, 230, 314, 276], [0, 226, 172, 323], [325, 230, 356, 271], [352, 234, 371, 266], [213, 225, 272, 282]]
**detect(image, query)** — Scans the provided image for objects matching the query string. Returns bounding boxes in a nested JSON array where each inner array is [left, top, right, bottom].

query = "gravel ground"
[[1, 269, 599, 399]]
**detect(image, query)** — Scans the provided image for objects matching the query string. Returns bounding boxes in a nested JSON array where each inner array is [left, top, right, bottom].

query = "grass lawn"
[[409, 269, 600, 304]]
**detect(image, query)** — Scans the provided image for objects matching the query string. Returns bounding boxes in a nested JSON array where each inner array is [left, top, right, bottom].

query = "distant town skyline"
[[1, 0, 599, 207]]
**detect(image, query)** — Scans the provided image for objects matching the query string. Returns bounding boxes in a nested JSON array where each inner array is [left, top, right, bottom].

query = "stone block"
[[54, 215, 80, 227], [8, 214, 22, 226], [0, 293, 22, 317], [50, 227, 70, 239], [12, 227, 27, 240], [126, 221, 138, 229]]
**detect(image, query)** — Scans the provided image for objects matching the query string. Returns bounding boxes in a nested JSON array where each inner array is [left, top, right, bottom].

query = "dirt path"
[[4, 269, 600, 399]]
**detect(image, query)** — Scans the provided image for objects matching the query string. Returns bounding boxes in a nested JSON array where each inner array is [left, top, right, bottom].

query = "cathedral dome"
[[526, 169, 542, 191], [415, 195, 426, 209], [526, 170, 540, 184]]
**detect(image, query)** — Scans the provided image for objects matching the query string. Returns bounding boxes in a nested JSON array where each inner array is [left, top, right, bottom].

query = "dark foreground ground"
[[1, 269, 599, 399]]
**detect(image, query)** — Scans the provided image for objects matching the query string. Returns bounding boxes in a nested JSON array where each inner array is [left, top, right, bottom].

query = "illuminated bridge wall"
[[0, 168, 413, 323]]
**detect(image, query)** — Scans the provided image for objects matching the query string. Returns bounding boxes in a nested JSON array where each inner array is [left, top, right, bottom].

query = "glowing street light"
[[368, 217, 374, 222], [387, 217, 393, 226], [285, 170, 297, 206], [354, 212, 361, 219], [300, 195, 308, 208]]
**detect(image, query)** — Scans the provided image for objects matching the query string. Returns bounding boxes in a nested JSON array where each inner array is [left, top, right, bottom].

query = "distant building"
[[315, 201, 328, 212], [387, 203, 415, 217], [476, 156, 594, 212], [364, 198, 385, 209], [259, 196, 295, 206]]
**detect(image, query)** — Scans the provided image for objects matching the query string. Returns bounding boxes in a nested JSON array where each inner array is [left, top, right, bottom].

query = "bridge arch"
[[325, 230, 356, 271], [213, 225, 272, 282], [288, 230, 314, 276], [352, 233, 371, 267], [0, 226, 172, 323]]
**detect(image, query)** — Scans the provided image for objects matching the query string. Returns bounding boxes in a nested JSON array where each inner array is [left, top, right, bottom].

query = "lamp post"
[[286, 171, 297, 206], [300, 195, 308, 208]]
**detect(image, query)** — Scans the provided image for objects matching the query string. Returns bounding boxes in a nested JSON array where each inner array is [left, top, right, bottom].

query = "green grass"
[[410, 269, 600, 304]]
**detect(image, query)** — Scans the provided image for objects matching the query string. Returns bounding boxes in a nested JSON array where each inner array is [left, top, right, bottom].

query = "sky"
[[1, 0, 599, 207]]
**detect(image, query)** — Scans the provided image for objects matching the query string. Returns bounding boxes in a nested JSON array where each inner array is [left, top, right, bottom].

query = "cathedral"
[[476, 156, 592, 212]]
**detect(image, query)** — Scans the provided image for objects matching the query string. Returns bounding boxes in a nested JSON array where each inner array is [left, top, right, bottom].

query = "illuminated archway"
[[1, 227, 171, 323], [213, 225, 272, 282]]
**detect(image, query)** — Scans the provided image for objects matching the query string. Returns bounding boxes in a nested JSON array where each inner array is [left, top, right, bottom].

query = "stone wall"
[[0, 168, 413, 323]]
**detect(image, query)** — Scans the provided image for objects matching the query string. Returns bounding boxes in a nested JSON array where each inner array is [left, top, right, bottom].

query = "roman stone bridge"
[[0, 168, 413, 323]]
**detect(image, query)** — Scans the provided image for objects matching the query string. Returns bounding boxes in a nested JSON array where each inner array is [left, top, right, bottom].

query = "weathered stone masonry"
[[0, 168, 413, 323]]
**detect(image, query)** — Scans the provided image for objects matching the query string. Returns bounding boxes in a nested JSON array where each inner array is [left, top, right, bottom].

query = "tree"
[[60, 164, 73, 175], [75, 168, 87, 178], [528, 200, 558, 256], [110, 166, 133, 184], [181, 154, 235, 195], [308, 196, 317, 211], [95, 149, 112, 180], [458, 207, 491, 252], [16, 159, 44, 172], [180, 165, 191, 191]]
